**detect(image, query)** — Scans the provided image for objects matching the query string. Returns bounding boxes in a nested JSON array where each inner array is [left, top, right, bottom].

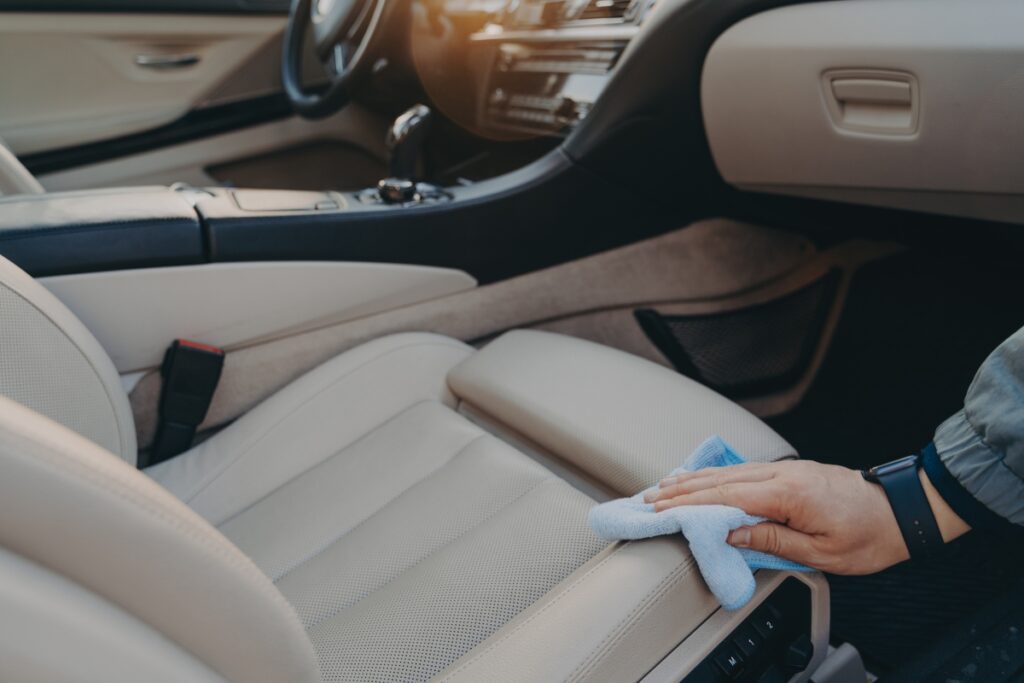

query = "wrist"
[[919, 468, 970, 542], [863, 455, 945, 559]]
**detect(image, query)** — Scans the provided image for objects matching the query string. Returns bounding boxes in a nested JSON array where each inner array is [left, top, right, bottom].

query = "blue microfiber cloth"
[[588, 436, 812, 610]]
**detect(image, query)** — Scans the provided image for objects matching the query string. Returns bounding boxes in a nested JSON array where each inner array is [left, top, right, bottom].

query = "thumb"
[[728, 523, 816, 565]]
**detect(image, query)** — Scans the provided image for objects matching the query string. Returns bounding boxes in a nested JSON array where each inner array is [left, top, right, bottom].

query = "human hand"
[[643, 460, 968, 575]]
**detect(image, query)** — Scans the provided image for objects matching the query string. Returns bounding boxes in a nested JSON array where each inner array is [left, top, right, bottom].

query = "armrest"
[[448, 330, 796, 496], [0, 187, 203, 276]]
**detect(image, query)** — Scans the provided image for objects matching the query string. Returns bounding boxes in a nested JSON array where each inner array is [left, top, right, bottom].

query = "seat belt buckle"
[[147, 339, 225, 468]]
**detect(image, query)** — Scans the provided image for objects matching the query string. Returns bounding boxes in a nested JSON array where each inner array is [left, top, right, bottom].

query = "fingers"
[[728, 522, 818, 566], [658, 462, 773, 489], [645, 464, 777, 504], [651, 480, 789, 520]]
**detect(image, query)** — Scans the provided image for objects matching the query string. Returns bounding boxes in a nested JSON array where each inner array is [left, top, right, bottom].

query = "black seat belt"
[[141, 339, 225, 469]]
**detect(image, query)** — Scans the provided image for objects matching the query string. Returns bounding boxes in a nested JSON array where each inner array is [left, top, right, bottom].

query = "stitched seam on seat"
[[304, 476, 560, 632], [183, 340, 470, 505], [214, 397, 446, 529], [270, 432, 491, 583], [436, 542, 630, 680], [567, 556, 698, 682]]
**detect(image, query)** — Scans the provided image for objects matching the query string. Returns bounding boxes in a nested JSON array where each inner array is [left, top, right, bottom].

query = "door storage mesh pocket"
[[635, 270, 841, 399]]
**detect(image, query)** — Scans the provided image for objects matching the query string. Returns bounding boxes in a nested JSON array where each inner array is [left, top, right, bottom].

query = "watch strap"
[[863, 456, 944, 559]]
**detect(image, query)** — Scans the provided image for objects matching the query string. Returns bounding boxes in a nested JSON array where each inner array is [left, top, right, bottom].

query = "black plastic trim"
[[201, 150, 679, 285], [0, 188, 205, 277], [21, 93, 295, 177], [0, 220, 204, 277]]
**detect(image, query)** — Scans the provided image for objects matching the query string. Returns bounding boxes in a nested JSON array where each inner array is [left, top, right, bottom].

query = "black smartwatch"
[[862, 455, 944, 560]]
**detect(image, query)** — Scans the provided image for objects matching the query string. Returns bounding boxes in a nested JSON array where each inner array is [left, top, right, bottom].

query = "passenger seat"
[[0, 254, 804, 682]]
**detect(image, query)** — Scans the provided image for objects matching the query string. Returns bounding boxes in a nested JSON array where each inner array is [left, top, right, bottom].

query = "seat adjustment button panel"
[[732, 625, 763, 659], [712, 649, 745, 679], [680, 579, 812, 682], [750, 606, 782, 641]]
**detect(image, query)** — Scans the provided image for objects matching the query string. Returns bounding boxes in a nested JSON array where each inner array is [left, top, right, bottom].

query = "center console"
[[469, 0, 654, 138]]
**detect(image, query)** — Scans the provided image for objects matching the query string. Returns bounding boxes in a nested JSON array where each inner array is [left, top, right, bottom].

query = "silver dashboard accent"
[[134, 53, 200, 70], [470, 25, 639, 42]]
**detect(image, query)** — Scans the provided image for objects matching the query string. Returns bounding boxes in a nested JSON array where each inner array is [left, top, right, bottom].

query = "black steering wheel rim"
[[282, 0, 388, 120]]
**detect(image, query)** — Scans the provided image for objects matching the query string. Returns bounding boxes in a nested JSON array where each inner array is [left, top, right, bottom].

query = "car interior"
[[1, 0, 1023, 681]]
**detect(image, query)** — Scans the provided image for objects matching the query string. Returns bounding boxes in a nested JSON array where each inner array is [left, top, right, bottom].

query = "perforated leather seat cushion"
[[233, 406, 603, 682], [148, 334, 607, 682]]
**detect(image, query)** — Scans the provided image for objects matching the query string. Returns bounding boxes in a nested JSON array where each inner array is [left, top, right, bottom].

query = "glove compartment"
[[701, 0, 1024, 224]]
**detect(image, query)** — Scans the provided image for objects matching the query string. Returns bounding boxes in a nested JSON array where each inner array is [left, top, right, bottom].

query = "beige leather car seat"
[[0, 136, 44, 196], [0, 254, 801, 682]]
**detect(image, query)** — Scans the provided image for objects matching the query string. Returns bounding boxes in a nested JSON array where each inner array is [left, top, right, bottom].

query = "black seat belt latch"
[[147, 339, 225, 468]]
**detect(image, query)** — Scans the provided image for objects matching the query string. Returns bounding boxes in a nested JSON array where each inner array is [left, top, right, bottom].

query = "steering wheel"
[[282, 0, 390, 119]]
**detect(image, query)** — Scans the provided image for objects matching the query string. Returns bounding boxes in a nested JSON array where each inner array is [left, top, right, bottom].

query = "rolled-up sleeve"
[[930, 326, 1024, 527]]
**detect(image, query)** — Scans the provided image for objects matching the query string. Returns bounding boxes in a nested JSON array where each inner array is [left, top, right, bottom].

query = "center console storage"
[[230, 189, 346, 213]]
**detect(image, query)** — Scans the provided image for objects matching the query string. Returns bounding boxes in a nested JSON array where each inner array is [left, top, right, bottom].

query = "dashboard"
[[421, 0, 654, 140], [475, 0, 654, 138]]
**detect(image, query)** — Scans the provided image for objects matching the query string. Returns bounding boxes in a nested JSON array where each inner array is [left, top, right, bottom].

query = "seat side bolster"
[[0, 255, 135, 462], [448, 330, 796, 495], [0, 546, 226, 683], [433, 537, 718, 683], [0, 397, 320, 683]]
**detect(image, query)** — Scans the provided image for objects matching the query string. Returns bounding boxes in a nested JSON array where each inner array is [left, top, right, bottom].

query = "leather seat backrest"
[[0, 254, 136, 462], [0, 395, 321, 683], [0, 135, 44, 196]]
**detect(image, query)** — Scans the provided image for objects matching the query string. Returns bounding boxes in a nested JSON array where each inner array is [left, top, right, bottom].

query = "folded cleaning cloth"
[[588, 436, 811, 610]]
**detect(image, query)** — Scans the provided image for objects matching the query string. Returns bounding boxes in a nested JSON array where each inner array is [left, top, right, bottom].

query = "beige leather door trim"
[[0, 13, 286, 155]]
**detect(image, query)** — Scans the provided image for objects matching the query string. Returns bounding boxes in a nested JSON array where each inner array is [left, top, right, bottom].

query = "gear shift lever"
[[386, 104, 431, 180], [373, 104, 450, 205]]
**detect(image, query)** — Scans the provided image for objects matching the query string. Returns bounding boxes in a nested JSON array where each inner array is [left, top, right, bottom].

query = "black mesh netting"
[[639, 270, 840, 397]]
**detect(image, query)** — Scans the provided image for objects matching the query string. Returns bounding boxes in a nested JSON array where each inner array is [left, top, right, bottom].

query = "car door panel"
[[0, 0, 288, 11], [0, 13, 286, 155]]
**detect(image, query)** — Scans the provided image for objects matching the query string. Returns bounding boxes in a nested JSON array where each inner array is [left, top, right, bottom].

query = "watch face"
[[871, 455, 919, 478]]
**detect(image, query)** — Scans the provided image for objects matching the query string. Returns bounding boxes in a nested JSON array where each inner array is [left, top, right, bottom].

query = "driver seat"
[[0, 253, 797, 682]]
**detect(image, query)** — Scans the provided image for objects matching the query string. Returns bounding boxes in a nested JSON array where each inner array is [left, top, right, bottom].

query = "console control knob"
[[414, 182, 453, 203], [556, 96, 578, 118], [377, 178, 417, 204]]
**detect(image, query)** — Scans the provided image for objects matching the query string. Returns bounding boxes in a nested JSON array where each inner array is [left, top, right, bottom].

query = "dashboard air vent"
[[578, 0, 635, 21]]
